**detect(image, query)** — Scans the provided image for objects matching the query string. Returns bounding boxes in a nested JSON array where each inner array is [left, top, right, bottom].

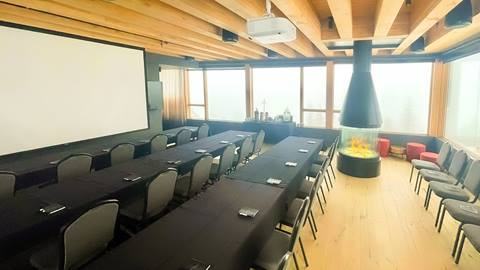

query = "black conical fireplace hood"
[[340, 41, 382, 128]]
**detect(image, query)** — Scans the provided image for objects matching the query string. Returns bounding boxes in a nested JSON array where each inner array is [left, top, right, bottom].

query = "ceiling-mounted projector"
[[247, 16, 296, 44], [246, 0, 296, 44]]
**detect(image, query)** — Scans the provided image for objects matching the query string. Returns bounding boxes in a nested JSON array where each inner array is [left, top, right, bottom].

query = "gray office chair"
[[56, 154, 93, 182], [0, 171, 16, 201], [175, 128, 192, 146], [455, 224, 480, 264], [417, 150, 467, 195], [110, 143, 135, 166], [175, 155, 213, 199], [409, 142, 451, 183], [121, 169, 178, 224], [233, 136, 253, 168], [150, 134, 168, 153], [210, 144, 236, 181], [253, 197, 310, 270], [252, 130, 265, 157], [30, 199, 119, 270], [197, 124, 209, 140], [437, 160, 480, 231]]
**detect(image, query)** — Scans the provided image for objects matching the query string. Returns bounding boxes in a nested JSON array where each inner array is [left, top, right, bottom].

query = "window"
[[206, 69, 246, 121], [445, 52, 480, 154], [302, 66, 327, 127], [252, 67, 300, 122], [333, 63, 432, 134], [372, 62, 432, 134], [187, 70, 205, 120]]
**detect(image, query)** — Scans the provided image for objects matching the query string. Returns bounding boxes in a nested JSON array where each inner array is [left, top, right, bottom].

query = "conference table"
[[83, 136, 323, 270], [0, 126, 199, 190], [0, 130, 254, 262]]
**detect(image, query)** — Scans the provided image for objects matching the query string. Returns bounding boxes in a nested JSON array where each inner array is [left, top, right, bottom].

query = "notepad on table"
[[238, 207, 259, 218], [195, 149, 207, 154], [236, 134, 245, 138], [220, 140, 229, 144], [285, 162, 298, 167], [266, 178, 282, 185], [123, 175, 142, 182], [49, 160, 60, 165], [307, 140, 316, 144], [298, 149, 309, 153], [167, 160, 182, 165]]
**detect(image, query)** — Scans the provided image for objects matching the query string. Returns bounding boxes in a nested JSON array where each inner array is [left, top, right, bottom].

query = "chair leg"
[[292, 252, 299, 270], [316, 192, 322, 206], [319, 186, 327, 204], [437, 206, 447, 233], [416, 176, 423, 195], [310, 210, 318, 232], [452, 223, 465, 257], [318, 199, 325, 215], [326, 170, 334, 188], [409, 165, 414, 183], [455, 232, 467, 264], [329, 164, 336, 179], [324, 178, 330, 192], [307, 215, 317, 240], [425, 187, 433, 210], [299, 237, 309, 267], [435, 199, 444, 227], [414, 172, 420, 193]]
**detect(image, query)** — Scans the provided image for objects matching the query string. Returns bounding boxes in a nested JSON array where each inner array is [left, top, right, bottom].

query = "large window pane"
[[333, 64, 352, 110], [303, 66, 327, 110], [371, 62, 432, 134], [206, 69, 246, 121], [445, 52, 480, 154], [252, 67, 300, 122], [189, 106, 205, 120], [187, 70, 204, 104], [303, 111, 326, 128], [333, 63, 432, 134]]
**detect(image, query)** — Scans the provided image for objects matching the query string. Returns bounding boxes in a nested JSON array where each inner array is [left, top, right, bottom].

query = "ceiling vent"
[[222, 29, 239, 43]]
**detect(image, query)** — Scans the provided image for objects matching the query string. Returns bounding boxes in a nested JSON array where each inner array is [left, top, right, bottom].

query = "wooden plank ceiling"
[[0, 0, 478, 60]]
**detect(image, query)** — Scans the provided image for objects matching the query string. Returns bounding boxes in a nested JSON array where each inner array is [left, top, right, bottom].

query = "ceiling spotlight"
[[405, 0, 412, 7], [266, 49, 280, 58], [221, 29, 239, 43]]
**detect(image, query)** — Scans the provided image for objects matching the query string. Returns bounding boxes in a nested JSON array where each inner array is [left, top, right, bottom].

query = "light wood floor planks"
[[291, 157, 480, 270]]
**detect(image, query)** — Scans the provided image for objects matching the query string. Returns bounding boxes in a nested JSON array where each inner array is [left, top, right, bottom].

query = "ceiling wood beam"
[[374, 0, 405, 37], [270, 0, 332, 56], [160, 0, 296, 58], [0, 3, 220, 61], [111, 0, 267, 58], [326, 0, 353, 39], [425, 1, 480, 52], [215, 0, 319, 57], [393, 0, 463, 54], [2, 0, 253, 60]]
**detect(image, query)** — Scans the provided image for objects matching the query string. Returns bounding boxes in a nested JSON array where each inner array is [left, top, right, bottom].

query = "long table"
[[225, 136, 323, 202], [0, 130, 254, 262], [82, 136, 322, 270], [84, 180, 285, 270], [0, 126, 199, 190]]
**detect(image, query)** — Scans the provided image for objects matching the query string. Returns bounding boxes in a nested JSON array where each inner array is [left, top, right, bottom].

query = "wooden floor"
[[292, 157, 480, 270]]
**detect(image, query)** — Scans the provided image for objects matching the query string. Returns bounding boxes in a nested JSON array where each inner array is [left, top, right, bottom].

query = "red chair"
[[377, 138, 390, 158], [420, 152, 438, 164], [406, 142, 426, 161]]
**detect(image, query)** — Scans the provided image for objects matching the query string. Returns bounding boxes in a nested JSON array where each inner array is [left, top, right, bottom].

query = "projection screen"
[[0, 24, 149, 156]]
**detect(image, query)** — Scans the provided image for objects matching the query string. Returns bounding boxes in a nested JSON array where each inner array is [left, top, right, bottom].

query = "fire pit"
[[336, 40, 382, 178]]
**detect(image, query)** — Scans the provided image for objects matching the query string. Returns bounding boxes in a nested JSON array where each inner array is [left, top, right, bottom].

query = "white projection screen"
[[0, 25, 149, 156]]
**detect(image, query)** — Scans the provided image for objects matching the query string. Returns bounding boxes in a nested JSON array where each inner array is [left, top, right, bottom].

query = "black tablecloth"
[[0, 130, 254, 261], [0, 126, 199, 190], [225, 136, 323, 202], [84, 180, 285, 270]]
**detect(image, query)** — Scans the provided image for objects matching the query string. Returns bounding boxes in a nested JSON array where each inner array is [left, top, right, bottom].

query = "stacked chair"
[[408, 142, 480, 265], [197, 124, 209, 140], [149, 134, 168, 153], [30, 200, 120, 270]]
